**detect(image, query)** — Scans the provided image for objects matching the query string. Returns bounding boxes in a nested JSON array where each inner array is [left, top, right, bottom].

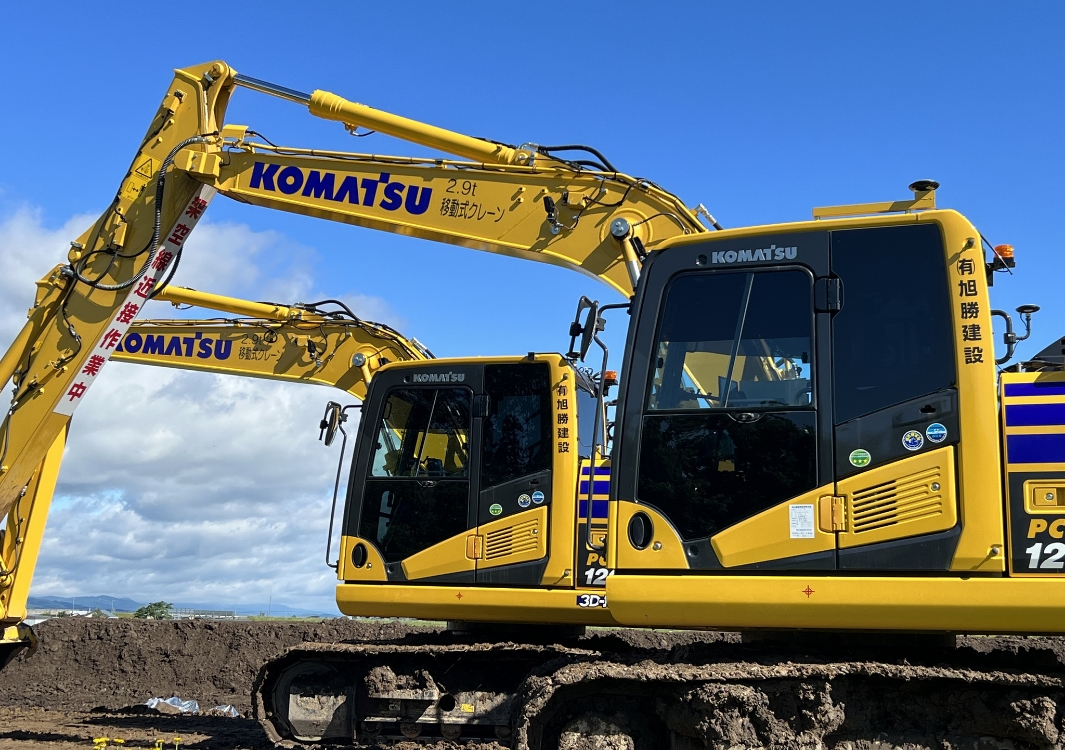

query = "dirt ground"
[[0, 618, 1063, 749], [0, 618, 438, 714], [0, 618, 441, 749], [0, 705, 270, 749], [0, 618, 722, 749]]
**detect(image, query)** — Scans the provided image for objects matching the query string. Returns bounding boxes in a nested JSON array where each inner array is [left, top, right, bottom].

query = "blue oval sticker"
[[925, 423, 947, 443]]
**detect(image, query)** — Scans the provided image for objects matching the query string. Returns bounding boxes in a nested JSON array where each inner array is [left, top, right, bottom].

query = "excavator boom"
[[0, 58, 703, 539], [179, 141, 703, 296], [112, 287, 432, 400]]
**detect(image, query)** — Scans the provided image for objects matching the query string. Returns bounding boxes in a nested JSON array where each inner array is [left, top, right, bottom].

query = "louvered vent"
[[484, 517, 539, 560], [849, 466, 944, 533]]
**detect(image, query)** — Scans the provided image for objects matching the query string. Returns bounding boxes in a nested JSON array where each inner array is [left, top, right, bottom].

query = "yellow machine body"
[[2, 60, 1063, 644], [595, 207, 1065, 632], [332, 354, 614, 624]]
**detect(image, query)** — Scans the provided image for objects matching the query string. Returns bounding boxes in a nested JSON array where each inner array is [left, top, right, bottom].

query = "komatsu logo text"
[[249, 163, 433, 215], [407, 372, 465, 383], [117, 332, 233, 360], [712, 245, 797, 264]]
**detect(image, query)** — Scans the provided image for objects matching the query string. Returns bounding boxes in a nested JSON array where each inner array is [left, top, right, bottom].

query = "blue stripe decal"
[[1006, 404, 1065, 427], [1007, 434, 1065, 464], [1004, 382, 1065, 398], [578, 480, 611, 495], [578, 500, 610, 518], [580, 466, 611, 476]]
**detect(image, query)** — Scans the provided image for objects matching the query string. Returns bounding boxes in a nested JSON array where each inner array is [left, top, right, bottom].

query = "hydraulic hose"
[[72, 136, 208, 292]]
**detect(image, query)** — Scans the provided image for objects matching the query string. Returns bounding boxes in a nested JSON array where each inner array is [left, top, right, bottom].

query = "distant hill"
[[28, 595, 142, 612], [173, 600, 340, 617], [26, 594, 339, 618]]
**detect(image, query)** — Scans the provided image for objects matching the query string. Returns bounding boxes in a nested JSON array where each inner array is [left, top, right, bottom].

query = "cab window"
[[831, 224, 955, 424], [637, 269, 817, 540], [647, 270, 813, 411], [576, 385, 602, 459], [481, 363, 551, 487], [370, 388, 471, 478], [361, 387, 472, 563]]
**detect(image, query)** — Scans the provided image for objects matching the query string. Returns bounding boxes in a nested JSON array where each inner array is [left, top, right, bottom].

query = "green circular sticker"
[[849, 449, 871, 467], [489, 503, 503, 516]]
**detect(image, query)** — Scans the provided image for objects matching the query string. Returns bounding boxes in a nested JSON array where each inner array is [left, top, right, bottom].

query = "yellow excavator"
[[2, 61, 1065, 748]]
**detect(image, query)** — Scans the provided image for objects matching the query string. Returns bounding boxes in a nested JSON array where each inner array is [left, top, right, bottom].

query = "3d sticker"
[[926, 423, 948, 443], [849, 449, 871, 467], [489, 503, 503, 516], [532, 490, 545, 505], [902, 430, 925, 451], [517, 494, 532, 508]]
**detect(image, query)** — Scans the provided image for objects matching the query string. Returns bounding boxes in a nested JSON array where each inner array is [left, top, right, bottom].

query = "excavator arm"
[[204, 72, 709, 297], [0, 283, 431, 653], [0, 59, 712, 643], [112, 285, 432, 400]]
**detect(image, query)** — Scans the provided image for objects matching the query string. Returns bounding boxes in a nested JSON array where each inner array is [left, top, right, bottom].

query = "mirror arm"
[[1016, 312, 1035, 343], [991, 309, 1016, 365], [325, 403, 361, 570], [583, 302, 629, 553]]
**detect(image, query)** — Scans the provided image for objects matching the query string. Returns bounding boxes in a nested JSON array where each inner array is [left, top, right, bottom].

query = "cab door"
[[350, 365, 481, 583], [614, 231, 838, 572], [829, 224, 962, 569], [473, 362, 553, 584]]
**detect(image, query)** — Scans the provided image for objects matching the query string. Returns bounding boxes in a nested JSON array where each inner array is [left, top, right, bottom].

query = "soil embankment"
[[0, 617, 433, 713]]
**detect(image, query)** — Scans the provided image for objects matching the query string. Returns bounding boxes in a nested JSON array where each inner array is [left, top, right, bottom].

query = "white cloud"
[[138, 219, 403, 330], [0, 208, 406, 612], [0, 206, 96, 345], [35, 363, 347, 610]]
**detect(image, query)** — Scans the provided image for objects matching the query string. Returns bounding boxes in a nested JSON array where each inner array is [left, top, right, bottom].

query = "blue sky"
[[0, 2, 1061, 610], [5, 2, 1063, 359]]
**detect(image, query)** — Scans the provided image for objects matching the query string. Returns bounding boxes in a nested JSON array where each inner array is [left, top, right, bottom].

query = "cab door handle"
[[465, 535, 484, 560]]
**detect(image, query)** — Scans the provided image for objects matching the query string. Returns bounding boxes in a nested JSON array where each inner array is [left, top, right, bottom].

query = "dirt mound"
[[0, 618, 736, 716], [0, 618, 437, 713]]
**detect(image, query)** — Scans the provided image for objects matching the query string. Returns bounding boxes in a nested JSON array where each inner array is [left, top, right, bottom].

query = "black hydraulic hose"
[[72, 136, 208, 292], [302, 299, 363, 323], [537, 144, 618, 173], [568, 159, 611, 171]]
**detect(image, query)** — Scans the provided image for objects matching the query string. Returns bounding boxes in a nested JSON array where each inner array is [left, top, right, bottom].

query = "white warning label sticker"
[[789, 504, 815, 539], [53, 185, 217, 417]]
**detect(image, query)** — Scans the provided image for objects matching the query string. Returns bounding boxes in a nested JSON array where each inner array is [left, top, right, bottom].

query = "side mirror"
[[566, 296, 603, 362], [319, 401, 344, 447]]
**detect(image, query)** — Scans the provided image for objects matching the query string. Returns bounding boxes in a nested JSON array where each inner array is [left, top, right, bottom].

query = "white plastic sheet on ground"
[[146, 696, 200, 713], [144, 697, 239, 717]]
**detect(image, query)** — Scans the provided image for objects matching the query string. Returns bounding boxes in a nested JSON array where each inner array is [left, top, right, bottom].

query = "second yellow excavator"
[[105, 285, 613, 601]]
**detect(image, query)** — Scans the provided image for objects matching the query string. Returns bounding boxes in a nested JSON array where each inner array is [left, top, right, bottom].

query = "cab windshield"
[[370, 387, 471, 478], [647, 270, 813, 411]]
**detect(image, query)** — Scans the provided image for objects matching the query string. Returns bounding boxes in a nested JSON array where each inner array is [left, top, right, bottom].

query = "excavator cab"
[[333, 354, 610, 619], [610, 211, 1004, 582]]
